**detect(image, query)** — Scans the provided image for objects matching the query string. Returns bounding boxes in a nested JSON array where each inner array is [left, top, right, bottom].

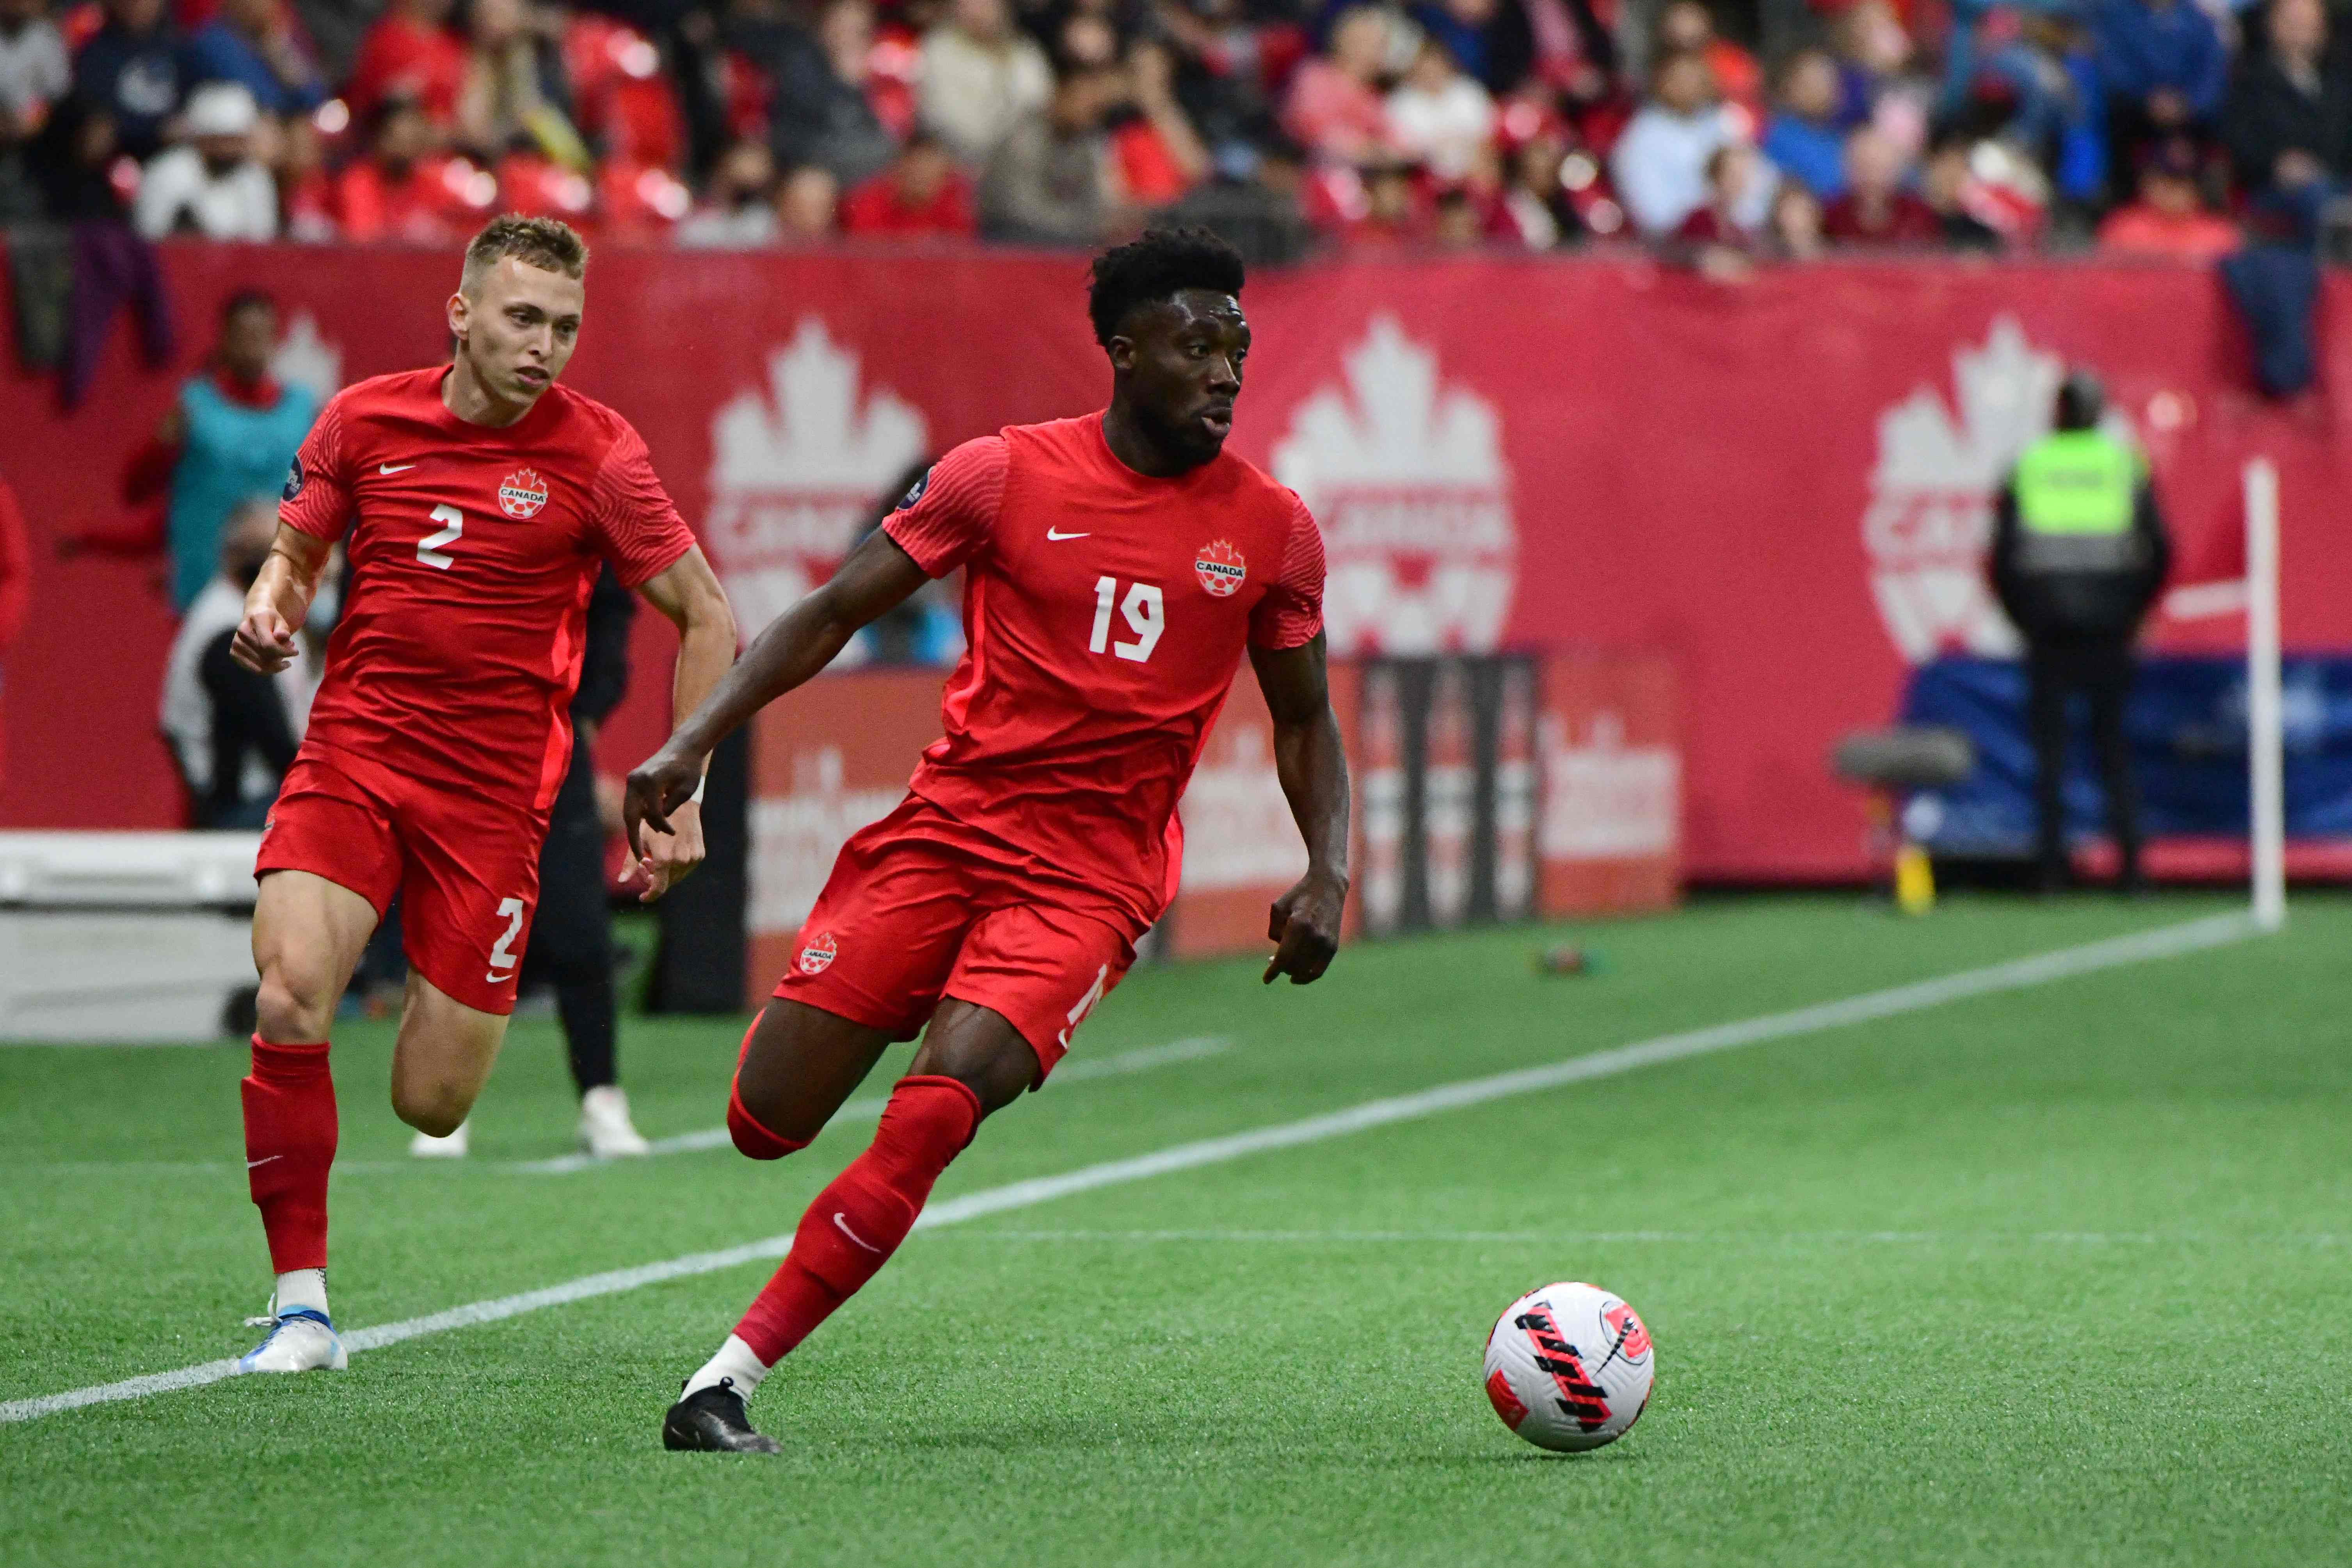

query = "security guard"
[[1989, 370, 2171, 892]]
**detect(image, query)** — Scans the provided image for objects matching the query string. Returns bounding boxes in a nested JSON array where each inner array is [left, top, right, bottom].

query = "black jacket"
[[1989, 474, 2172, 644], [2222, 53, 2352, 191]]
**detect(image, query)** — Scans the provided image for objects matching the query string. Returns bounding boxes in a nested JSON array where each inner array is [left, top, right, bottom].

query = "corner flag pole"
[[2244, 457, 2286, 931]]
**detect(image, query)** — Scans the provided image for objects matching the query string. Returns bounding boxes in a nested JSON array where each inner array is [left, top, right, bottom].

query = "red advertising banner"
[[1540, 652, 1680, 916], [6, 243, 2345, 880]]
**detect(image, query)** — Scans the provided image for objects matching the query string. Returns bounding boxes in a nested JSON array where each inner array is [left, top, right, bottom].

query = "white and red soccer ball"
[[1482, 1282, 1653, 1452]]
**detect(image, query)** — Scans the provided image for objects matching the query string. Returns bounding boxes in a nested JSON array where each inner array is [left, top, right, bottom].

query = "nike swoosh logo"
[[1045, 529, 1090, 542], [832, 1212, 883, 1254], [379, 462, 416, 475], [245, 1156, 280, 1170]]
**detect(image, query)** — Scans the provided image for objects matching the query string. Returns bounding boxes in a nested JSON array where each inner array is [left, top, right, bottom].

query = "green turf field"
[[4, 892, 2347, 1566]]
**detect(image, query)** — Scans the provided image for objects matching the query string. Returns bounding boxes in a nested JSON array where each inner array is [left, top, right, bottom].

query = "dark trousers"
[[523, 729, 618, 1094], [2026, 640, 2143, 887]]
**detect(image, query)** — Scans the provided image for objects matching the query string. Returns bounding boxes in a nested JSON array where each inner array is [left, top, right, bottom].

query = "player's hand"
[[1263, 868, 1346, 985], [622, 748, 703, 876], [232, 605, 299, 674], [625, 796, 704, 903]]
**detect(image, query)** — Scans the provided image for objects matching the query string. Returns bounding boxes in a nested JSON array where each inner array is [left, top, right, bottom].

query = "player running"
[[625, 227, 1351, 1454], [229, 216, 737, 1374]]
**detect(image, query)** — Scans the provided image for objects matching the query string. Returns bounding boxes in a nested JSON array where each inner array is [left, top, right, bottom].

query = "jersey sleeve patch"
[[277, 400, 352, 543], [882, 436, 1009, 578]]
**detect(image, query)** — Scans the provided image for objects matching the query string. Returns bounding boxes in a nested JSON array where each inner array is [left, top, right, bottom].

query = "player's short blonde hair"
[[461, 215, 589, 295]]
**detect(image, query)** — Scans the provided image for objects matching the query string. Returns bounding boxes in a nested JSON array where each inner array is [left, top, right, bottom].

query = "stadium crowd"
[[0, 0, 2343, 259]]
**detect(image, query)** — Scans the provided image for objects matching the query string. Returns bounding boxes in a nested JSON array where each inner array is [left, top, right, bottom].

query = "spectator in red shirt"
[[841, 130, 976, 236], [1822, 124, 1939, 245], [1282, 6, 1394, 165], [343, 0, 464, 130], [2098, 134, 2241, 260], [332, 94, 492, 241]]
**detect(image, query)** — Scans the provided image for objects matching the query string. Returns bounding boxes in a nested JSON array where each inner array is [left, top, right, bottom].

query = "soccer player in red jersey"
[[226, 216, 738, 1374], [624, 228, 1352, 1452]]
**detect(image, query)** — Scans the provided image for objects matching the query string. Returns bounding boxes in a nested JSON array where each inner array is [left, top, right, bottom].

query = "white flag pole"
[[2244, 458, 2286, 931]]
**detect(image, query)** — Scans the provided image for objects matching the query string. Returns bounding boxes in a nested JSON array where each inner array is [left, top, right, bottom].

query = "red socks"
[[239, 1036, 337, 1274], [734, 1074, 982, 1364]]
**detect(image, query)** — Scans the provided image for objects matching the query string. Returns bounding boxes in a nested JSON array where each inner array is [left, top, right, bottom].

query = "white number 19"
[[1088, 576, 1164, 663], [417, 504, 464, 570]]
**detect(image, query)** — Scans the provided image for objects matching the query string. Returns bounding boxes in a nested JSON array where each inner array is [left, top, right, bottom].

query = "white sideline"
[[502, 1035, 1234, 1175], [0, 911, 2256, 1425]]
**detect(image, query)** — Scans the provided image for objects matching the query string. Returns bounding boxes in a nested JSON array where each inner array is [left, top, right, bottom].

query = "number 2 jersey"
[[278, 368, 697, 814], [882, 412, 1326, 937]]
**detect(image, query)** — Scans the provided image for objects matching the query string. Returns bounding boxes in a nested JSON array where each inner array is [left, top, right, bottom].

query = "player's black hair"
[[1086, 227, 1246, 349]]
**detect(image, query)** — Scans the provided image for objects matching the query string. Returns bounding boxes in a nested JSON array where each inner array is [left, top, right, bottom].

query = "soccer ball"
[[1482, 1282, 1654, 1452]]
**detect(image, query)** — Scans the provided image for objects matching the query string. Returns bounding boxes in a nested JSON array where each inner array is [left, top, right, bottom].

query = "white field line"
[[502, 1035, 1234, 1175], [0, 912, 2255, 1426], [954, 1228, 2349, 1247]]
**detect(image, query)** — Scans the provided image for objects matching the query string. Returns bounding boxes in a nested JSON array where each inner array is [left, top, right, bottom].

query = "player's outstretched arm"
[[231, 525, 332, 676], [624, 528, 930, 857], [1250, 632, 1351, 986], [624, 544, 739, 901]]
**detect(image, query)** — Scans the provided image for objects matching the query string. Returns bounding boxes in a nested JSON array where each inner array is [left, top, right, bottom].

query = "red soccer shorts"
[[773, 797, 1137, 1079], [255, 742, 548, 1015]]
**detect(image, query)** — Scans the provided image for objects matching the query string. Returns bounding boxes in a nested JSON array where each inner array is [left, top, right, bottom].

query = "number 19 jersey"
[[279, 368, 696, 813], [883, 412, 1326, 935]]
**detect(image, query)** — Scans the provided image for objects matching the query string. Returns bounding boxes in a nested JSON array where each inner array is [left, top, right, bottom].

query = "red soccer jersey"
[[883, 412, 1325, 933], [279, 367, 696, 812]]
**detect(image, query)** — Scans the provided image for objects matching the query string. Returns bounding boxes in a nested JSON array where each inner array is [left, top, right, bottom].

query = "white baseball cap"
[[183, 82, 260, 139]]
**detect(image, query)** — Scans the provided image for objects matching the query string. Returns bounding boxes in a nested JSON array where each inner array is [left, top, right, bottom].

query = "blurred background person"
[[676, 135, 778, 245], [2222, 0, 2349, 234], [1989, 370, 2171, 894], [158, 500, 318, 828], [2098, 133, 2242, 259], [917, 0, 1052, 168], [1282, 5, 1394, 167], [1611, 49, 1742, 237], [841, 129, 975, 238], [188, 0, 325, 121], [1386, 36, 1494, 181], [61, 290, 317, 611], [1760, 48, 1848, 201], [0, 0, 68, 222], [980, 62, 1120, 245], [773, 158, 837, 240], [132, 80, 278, 239], [1823, 124, 1938, 245]]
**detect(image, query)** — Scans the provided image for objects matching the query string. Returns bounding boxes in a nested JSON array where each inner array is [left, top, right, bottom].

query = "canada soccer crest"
[[798, 931, 838, 975], [499, 468, 549, 519], [1195, 539, 1246, 597]]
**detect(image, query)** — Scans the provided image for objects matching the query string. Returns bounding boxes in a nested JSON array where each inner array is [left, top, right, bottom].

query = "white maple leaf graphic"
[[707, 319, 928, 641], [268, 311, 342, 402], [1272, 315, 1515, 655]]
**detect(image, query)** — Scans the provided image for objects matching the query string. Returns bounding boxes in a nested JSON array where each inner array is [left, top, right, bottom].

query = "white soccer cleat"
[[579, 1086, 651, 1158], [237, 1307, 348, 1374], [408, 1120, 470, 1158]]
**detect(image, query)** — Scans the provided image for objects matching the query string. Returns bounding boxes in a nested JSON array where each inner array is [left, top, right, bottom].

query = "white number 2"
[[486, 896, 526, 975], [417, 504, 464, 570], [1088, 576, 1164, 663]]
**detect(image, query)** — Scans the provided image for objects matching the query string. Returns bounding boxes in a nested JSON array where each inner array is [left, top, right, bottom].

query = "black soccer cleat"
[[662, 1380, 782, 1454]]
